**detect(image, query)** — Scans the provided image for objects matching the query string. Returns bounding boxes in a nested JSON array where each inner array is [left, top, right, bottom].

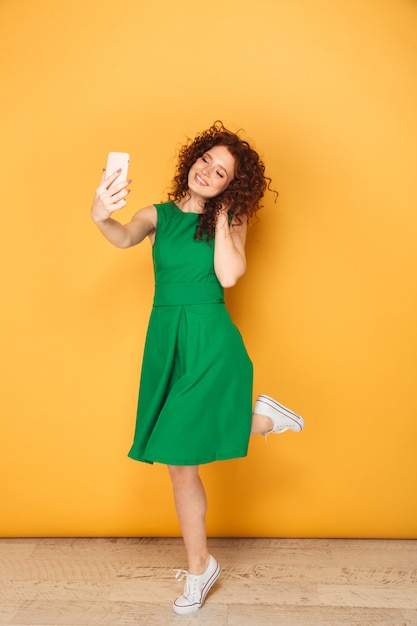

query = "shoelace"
[[175, 569, 187, 582], [175, 569, 201, 601]]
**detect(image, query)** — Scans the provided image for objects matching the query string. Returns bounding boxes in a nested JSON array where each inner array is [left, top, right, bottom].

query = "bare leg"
[[251, 411, 273, 435], [168, 465, 210, 575]]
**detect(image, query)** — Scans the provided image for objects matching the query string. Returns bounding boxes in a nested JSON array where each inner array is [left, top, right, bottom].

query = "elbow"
[[219, 276, 238, 288], [215, 256, 246, 288], [113, 233, 134, 249], [115, 240, 131, 249], [217, 266, 246, 288]]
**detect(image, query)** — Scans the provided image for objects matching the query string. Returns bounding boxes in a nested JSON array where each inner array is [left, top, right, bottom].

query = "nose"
[[200, 163, 210, 178], [200, 161, 211, 178]]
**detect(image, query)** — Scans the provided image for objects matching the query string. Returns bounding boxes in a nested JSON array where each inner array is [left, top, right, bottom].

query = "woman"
[[91, 121, 304, 615]]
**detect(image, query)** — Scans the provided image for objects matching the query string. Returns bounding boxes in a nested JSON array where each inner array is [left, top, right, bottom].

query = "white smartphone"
[[105, 151, 130, 186]]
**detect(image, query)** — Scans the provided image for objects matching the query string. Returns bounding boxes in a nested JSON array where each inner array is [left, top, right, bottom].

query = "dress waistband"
[[153, 282, 224, 306]]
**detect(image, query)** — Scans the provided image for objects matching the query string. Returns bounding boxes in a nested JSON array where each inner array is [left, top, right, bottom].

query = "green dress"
[[128, 201, 253, 466]]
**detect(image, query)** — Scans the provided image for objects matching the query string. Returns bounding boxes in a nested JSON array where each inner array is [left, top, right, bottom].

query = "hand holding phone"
[[105, 152, 130, 187], [91, 152, 131, 224]]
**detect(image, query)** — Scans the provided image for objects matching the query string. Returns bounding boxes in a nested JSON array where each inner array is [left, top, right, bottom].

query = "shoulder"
[[154, 201, 175, 211], [131, 204, 158, 228], [153, 201, 179, 228], [153, 201, 174, 216], [131, 201, 177, 234]]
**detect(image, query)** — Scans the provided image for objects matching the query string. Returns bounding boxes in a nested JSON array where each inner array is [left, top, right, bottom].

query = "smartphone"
[[105, 152, 130, 186]]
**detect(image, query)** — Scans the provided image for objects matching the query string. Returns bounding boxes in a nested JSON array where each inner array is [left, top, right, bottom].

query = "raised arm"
[[214, 210, 248, 288], [91, 170, 157, 248]]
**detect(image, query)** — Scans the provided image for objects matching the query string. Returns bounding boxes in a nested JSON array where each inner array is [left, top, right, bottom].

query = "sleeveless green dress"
[[128, 201, 253, 466]]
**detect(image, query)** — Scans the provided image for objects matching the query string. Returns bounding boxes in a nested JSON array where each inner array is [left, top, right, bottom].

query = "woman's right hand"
[[91, 169, 131, 224]]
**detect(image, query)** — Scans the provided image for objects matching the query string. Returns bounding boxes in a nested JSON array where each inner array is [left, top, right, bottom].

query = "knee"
[[168, 465, 199, 486]]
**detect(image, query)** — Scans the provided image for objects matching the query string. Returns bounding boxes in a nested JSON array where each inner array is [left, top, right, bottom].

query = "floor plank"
[[0, 537, 416, 625]]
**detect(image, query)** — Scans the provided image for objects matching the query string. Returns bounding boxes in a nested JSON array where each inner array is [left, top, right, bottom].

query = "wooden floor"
[[0, 537, 416, 626]]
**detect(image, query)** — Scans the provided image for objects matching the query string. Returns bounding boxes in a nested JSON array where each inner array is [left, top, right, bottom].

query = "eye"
[[201, 156, 209, 163], [216, 171, 224, 179]]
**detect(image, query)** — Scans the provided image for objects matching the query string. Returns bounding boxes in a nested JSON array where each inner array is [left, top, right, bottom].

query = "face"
[[187, 145, 236, 199]]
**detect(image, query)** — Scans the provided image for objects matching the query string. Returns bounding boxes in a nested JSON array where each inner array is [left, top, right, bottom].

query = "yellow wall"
[[1, 0, 416, 538]]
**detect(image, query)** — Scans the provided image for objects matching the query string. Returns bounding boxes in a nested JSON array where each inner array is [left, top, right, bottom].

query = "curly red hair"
[[168, 121, 276, 240]]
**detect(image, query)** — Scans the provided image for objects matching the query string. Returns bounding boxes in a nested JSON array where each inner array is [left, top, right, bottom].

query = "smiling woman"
[[90, 120, 304, 615], [168, 121, 273, 241], [187, 146, 236, 201], [2, 0, 416, 619]]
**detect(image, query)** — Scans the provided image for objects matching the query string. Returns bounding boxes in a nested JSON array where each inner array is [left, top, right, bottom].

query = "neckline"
[[172, 201, 202, 215]]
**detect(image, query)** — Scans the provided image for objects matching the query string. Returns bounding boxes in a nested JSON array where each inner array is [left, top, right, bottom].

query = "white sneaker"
[[253, 394, 304, 435], [173, 555, 221, 615]]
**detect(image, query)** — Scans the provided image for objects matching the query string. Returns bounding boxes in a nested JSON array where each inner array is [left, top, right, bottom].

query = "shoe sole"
[[254, 394, 304, 431]]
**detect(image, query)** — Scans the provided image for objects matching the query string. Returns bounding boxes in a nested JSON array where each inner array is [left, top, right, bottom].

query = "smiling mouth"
[[195, 173, 208, 186]]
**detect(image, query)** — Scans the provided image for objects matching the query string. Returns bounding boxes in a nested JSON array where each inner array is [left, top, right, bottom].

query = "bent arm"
[[94, 206, 157, 248], [214, 213, 248, 288], [91, 170, 156, 248]]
